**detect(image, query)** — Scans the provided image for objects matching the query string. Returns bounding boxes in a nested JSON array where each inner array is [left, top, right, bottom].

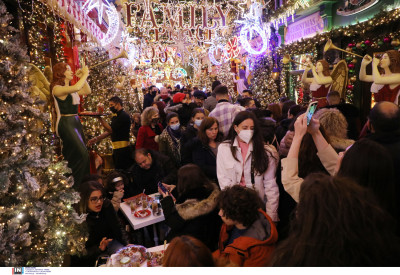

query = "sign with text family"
[[284, 12, 325, 44], [124, 0, 231, 43]]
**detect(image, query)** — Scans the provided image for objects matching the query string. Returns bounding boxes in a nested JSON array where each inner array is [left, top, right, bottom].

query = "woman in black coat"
[[192, 117, 223, 185], [180, 108, 206, 165], [158, 164, 222, 251], [73, 181, 128, 266]]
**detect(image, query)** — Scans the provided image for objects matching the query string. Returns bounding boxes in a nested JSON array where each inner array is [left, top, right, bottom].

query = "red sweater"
[[136, 124, 163, 151]]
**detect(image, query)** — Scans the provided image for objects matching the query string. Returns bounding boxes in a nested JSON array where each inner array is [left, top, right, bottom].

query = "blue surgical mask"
[[194, 119, 203, 127], [170, 123, 180, 131]]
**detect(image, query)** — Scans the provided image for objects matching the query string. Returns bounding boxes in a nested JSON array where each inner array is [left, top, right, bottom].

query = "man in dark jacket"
[[143, 86, 158, 110], [365, 101, 400, 233], [127, 148, 178, 196]]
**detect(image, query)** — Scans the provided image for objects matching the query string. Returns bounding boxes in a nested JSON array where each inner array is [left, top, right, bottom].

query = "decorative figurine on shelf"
[[50, 63, 91, 190], [231, 68, 249, 95], [302, 59, 333, 108], [359, 50, 400, 105]]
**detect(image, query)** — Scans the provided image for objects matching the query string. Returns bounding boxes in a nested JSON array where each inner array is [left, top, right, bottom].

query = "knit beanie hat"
[[173, 92, 186, 104]]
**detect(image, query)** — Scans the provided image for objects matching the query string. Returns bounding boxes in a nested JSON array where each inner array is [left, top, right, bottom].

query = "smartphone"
[[158, 181, 168, 194], [306, 101, 318, 126], [95, 256, 109, 267]]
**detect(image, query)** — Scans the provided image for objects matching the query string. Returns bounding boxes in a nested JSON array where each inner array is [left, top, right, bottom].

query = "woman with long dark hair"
[[50, 63, 91, 189], [192, 117, 223, 184], [181, 108, 206, 165], [271, 173, 400, 266], [158, 164, 221, 251], [74, 181, 127, 266], [217, 111, 279, 222]]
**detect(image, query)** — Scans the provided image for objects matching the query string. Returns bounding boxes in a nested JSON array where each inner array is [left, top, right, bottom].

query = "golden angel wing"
[[330, 60, 348, 98], [28, 63, 51, 103]]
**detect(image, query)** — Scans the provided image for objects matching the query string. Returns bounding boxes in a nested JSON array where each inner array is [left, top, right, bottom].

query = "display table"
[[120, 193, 165, 245], [120, 193, 165, 230]]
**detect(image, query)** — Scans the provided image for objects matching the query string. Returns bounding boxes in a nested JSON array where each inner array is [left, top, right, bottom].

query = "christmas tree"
[[216, 61, 238, 102], [250, 55, 280, 107], [81, 48, 141, 155], [0, 1, 86, 266]]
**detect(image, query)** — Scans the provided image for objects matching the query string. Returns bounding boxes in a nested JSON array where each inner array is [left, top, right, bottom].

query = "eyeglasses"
[[89, 196, 104, 203]]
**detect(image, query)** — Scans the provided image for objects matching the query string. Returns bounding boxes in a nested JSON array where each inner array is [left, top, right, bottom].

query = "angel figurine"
[[28, 64, 51, 107], [302, 59, 333, 108], [50, 63, 91, 189], [359, 50, 400, 104], [231, 68, 249, 95]]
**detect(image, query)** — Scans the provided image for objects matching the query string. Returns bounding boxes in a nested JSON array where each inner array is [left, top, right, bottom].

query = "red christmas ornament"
[[384, 37, 392, 43], [364, 39, 372, 46], [348, 63, 355, 69], [348, 43, 354, 48], [347, 84, 354, 90]]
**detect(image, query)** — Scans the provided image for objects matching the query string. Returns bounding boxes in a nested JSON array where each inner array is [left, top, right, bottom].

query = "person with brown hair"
[[213, 185, 278, 267], [191, 117, 224, 184], [267, 103, 282, 122], [302, 59, 333, 108], [209, 85, 245, 138], [270, 173, 400, 266], [50, 63, 91, 190], [158, 164, 221, 251], [163, 236, 215, 267], [360, 50, 400, 104]]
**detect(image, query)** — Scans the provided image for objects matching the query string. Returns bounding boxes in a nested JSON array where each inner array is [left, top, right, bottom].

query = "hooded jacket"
[[213, 209, 278, 267], [161, 184, 222, 251]]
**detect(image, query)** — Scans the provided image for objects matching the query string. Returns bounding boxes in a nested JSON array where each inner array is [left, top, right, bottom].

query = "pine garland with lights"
[[0, 1, 86, 266], [216, 61, 237, 102], [250, 55, 279, 107], [81, 48, 141, 155]]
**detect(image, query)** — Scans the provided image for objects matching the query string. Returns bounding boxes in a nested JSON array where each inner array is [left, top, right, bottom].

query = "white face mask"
[[170, 123, 180, 131], [194, 119, 203, 127], [238, 129, 254, 144]]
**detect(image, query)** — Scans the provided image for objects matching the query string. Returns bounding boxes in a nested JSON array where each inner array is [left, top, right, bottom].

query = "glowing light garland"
[[208, 44, 229, 66], [237, 2, 269, 55]]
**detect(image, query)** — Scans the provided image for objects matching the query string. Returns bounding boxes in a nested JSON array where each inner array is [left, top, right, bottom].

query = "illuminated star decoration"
[[171, 31, 192, 64], [82, 0, 110, 24]]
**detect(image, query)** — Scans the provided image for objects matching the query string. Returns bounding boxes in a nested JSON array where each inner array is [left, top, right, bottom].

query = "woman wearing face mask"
[[181, 108, 206, 165], [72, 181, 127, 266], [217, 111, 280, 222], [136, 106, 164, 151], [159, 112, 186, 168], [192, 117, 223, 185]]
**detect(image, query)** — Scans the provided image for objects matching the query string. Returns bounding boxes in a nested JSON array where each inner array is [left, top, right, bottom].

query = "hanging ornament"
[[348, 63, 355, 69], [226, 37, 240, 59], [364, 39, 372, 46], [384, 36, 392, 43], [391, 39, 400, 47]]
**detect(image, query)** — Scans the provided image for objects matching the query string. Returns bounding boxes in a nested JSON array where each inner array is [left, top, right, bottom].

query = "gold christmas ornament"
[[391, 39, 400, 47]]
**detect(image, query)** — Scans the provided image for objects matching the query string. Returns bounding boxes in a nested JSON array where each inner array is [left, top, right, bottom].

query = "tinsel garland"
[[249, 55, 279, 107], [0, 1, 86, 266]]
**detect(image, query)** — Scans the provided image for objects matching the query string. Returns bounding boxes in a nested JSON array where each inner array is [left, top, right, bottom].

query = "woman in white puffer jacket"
[[217, 111, 280, 222]]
